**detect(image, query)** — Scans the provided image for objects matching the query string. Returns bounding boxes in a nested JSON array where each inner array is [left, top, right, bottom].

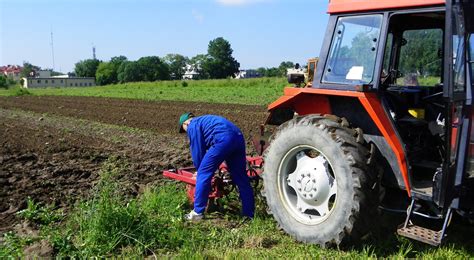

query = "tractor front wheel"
[[263, 114, 379, 247]]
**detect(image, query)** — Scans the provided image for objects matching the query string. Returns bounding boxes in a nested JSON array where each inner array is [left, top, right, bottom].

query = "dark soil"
[[0, 96, 267, 137], [0, 96, 267, 235]]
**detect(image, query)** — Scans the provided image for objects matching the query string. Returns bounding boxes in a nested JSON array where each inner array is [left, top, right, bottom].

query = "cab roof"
[[328, 0, 445, 14]]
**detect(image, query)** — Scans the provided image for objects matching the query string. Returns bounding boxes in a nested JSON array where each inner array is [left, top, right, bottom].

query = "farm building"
[[235, 69, 261, 79], [21, 70, 96, 88]]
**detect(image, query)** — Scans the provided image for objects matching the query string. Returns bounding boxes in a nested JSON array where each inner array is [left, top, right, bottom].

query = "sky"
[[0, 0, 329, 73]]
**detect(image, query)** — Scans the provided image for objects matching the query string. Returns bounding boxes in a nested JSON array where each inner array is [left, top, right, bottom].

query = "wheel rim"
[[277, 145, 337, 225]]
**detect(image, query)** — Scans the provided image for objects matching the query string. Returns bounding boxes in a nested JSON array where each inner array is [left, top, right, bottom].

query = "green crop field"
[[0, 78, 288, 106]]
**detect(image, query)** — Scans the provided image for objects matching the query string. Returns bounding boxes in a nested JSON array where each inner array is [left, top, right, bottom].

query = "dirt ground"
[[0, 96, 267, 234]]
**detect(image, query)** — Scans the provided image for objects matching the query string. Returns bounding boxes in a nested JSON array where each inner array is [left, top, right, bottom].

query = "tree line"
[[74, 37, 297, 85], [4, 37, 298, 88], [75, 37, 242, 85]]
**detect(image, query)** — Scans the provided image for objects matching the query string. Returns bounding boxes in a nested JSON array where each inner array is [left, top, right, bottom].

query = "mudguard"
[[266, 87, 412, 196]]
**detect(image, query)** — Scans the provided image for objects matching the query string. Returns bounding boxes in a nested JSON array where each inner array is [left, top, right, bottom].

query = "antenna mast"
[[50, 27, 55, 71]]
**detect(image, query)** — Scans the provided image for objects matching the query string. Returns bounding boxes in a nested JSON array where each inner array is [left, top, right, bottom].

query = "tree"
[[190, 54, 210, 79], [20, 62, 40, 78], [110, 55, 128, 65], [117, 61, 141, 83], [256, 67, 267, 77], [137, 56, 170, 81], [0, 75, 8, 88], [278, 61, 295, 77], [164, 54, 189, 80], [203, 37, 240, 79], [399, 30, 442, 76], [96, 56, 128, 85], [74, 59, 100, 78], [96, 62, 116, 85], [265, 67, 280, 77]]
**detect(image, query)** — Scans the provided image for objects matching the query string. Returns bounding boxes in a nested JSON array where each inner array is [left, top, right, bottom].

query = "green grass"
[[0, 86, 32, 97], [3, 158, 473, 258], [0, 78, 287, 105]]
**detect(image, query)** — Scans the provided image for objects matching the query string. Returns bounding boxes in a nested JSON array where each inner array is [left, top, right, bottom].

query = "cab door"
[[435, 0, 472, 208]]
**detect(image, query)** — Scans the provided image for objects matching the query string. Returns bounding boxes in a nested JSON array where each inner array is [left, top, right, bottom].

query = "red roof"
[[328, 0, 445, 14], [0, 65, 23, 74]]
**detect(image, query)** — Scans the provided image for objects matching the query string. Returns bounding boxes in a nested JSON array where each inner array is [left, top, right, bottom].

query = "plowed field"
[[0, 96, 267, 234]]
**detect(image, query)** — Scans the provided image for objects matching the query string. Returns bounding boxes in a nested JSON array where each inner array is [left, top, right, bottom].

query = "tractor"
[[286, 58, 319, 88], [261, 0, 474, 247], [164, 0, 474, 247]]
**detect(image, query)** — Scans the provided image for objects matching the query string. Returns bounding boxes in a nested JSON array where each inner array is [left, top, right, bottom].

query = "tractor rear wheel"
[[263, 114, 379, 247]]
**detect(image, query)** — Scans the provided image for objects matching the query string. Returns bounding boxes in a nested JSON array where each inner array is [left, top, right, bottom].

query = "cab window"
[[397, 29, 443, 86], [323, 14, 383, 85]]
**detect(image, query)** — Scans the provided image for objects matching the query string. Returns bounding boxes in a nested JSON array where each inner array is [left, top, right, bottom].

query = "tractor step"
[[397, 198, 452, 246], [397, 224, 442, 246]]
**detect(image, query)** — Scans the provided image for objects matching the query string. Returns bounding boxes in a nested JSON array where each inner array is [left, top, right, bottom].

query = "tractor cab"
[[262, 0, 474, 247], [377, 11, 448, 201]]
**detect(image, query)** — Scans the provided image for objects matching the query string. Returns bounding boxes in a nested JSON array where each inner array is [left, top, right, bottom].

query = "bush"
[[0, 75, 8, 88], [14, 88, 31, 96], [7, 77, 17, 85]]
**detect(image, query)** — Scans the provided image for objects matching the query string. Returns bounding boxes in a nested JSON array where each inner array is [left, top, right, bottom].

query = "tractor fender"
[[266, 87, 412, 196]]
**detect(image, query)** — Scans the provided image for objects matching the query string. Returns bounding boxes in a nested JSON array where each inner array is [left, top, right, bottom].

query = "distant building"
[[182, 64, 200, 80], [183, 64, 201, 79], [22, 70, 96, 88], [235, 69, 261, 79], [0, 65, 23, 80]]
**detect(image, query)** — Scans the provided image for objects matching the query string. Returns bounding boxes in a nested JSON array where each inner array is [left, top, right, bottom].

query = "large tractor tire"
[[263, 114, 379, 247]]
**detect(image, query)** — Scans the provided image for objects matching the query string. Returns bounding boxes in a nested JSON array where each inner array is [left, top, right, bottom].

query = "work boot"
[[185, 210, 204, 221]]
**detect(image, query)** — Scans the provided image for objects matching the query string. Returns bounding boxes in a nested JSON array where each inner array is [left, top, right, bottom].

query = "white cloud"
[[216, 0, 269, 6], [192, 9, 204, 24]]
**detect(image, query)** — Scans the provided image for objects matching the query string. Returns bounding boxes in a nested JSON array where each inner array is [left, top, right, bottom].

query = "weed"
[[0, 231, 35, 258], [17, 198, 64, 226]]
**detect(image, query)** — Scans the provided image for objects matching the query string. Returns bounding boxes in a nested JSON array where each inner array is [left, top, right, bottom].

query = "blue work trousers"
[[194, 132, 255, 217]]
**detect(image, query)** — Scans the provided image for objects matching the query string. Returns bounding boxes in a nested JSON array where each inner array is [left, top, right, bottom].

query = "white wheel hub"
[[287, 151, 337, 218]]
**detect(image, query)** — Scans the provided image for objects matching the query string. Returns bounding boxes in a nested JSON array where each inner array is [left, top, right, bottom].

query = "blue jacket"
[[186, 115, 242, 169]]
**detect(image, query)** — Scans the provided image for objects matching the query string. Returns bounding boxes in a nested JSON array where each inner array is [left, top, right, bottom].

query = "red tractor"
[[261, 0, 474, 247], [165, 0, 474, 247]]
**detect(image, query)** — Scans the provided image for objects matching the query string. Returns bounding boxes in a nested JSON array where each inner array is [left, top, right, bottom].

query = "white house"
[[182, 64, 200, 80]]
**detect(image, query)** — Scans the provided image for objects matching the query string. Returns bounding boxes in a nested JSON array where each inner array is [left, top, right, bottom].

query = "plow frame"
[[163, 156, 264, 203]]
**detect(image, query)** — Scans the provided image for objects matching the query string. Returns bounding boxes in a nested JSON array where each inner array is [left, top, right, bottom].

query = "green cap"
[[179, 112, 193, 133]]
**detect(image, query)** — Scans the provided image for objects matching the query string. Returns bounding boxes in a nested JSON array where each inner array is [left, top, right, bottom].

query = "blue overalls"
[[186, 115, 254, 218]]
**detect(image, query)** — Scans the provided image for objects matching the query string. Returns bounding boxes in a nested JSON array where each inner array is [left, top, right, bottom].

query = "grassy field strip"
[[0, 78, 288, 106]]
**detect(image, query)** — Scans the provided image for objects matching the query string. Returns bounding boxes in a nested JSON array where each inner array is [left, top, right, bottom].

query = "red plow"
[[163, 156, 263, 203]]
